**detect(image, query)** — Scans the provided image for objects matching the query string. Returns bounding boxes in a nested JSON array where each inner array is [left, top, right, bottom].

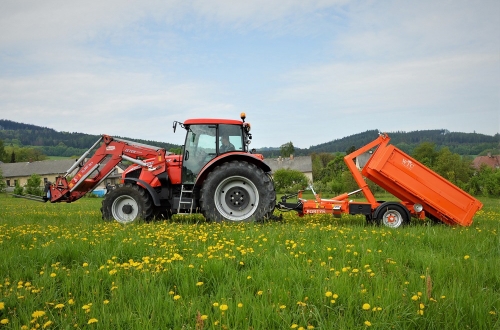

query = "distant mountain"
[[0, 119, 180, 157], [259, 129, 500, 158], [1, 119, 498, 158]]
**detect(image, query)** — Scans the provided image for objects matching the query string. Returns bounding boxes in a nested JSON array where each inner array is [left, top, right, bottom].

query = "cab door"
[[181, 125, 217, 184]]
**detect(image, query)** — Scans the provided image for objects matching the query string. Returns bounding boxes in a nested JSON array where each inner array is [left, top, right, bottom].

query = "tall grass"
[[0, 194, 498, 329]]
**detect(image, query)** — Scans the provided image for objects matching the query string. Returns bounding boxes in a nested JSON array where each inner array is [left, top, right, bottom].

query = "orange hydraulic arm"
[[47, 135, 167, 203], [342, 133, 390, 207]]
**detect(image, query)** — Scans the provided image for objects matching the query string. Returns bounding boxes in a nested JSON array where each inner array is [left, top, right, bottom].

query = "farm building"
[[0, 159, 124, 192], [263, 155, 313, 182], [472, 153, 500, 170]]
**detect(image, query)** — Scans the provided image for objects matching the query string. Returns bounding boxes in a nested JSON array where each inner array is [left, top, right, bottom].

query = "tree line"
[[261, 129, 499, 158]]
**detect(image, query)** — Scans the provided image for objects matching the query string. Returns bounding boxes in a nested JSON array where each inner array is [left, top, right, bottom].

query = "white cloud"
[[0, 0, 498, 149]]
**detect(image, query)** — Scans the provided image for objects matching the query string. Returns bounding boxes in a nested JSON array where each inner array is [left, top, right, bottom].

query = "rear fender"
[[195, 153, 272, 186]]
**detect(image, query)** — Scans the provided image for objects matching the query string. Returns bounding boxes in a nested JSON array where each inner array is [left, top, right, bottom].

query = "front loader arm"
[[48, 135, 167, 203]]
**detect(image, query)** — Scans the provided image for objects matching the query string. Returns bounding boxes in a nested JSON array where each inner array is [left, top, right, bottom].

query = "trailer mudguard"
[[373, 201, 411, 222]]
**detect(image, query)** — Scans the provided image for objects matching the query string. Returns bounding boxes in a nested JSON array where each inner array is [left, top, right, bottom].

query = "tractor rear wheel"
[[200, 160, 275, 222], [101, 183, 153, 224]]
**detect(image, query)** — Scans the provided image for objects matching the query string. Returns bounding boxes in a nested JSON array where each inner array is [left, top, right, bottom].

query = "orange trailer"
[[277, 133, 483, 228]]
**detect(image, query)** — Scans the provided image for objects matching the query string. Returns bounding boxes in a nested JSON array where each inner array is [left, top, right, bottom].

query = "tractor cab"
[[174, 113, 252, 184]]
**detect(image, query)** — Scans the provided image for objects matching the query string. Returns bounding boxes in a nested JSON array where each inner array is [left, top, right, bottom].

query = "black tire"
[[199, 160, 275, 222], [376, 204, 409, 228], [101, 183, 153, 224], [153, 200, 173, 220]]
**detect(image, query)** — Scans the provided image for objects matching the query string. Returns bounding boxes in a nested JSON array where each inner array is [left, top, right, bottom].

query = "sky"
[[0, 0, 499, 149]]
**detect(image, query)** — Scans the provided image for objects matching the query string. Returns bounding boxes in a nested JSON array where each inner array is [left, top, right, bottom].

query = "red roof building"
[[472, 153, 500, 170]]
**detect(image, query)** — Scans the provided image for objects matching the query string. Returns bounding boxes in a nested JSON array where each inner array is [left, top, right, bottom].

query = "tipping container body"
[[362, 144, 482, 226]]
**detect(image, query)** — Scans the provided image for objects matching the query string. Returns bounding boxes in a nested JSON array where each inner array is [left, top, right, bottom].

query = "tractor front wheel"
[[200, 161, 275, 222], [101, 183, 153, 224]]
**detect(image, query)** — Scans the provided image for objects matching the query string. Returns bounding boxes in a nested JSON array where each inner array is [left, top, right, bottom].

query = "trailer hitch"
[[276, 192, 304, 213]]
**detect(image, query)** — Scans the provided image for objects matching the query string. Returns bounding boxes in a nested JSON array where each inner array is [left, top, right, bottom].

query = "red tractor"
[[41, 113, 276, 223]]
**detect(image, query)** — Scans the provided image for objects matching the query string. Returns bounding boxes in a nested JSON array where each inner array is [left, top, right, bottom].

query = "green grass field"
[[0, 194, 498, 329]]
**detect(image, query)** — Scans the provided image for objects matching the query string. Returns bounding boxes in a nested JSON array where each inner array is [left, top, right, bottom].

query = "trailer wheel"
[[101, 183, 153, 224], [376, 204, 409, 228], [200, 160, 275, 222]]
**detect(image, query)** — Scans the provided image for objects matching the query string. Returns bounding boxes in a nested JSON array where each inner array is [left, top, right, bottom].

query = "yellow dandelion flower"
[[419, 303, 425, 309], [50, 273, 57, 278], [325, 291, 333, 297], [364, 320, 372, 327], [201, 315, 208, 320], [307, 325, 314, 329], [418, 310, 424, 316], [213, 302, 219, 307], [0, 319, 8, 325], [237, 303, 243, 308], [108, 269, 117, 275], [43, 320, 53, 328], [257, 290, 263, 295], [464, 255, 470, 260], [21, 325, 29, 330], [82, 262, 88, 267], [68, 299, 75, 305], [333, 294, 339, 299], [280, 305, 286, 309], [82, 305, 91, 310], [54, 304, 64, 309], [173, 295, 181, 300], [87, 318, 98, 324], [103, 300, 110, 304], [32, 310, 45, 318], [0, 302, 4, 310], [362, 303, 371, 310], [411, 295, 419, 301], [489, 311, 497, 315], [291, 324, 298, 329], [219, 304, 228, 311], [196, 282, 204, 286]]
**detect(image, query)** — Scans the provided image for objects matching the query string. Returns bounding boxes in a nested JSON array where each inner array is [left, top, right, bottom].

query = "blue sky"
[[1, 0, 499, 149]]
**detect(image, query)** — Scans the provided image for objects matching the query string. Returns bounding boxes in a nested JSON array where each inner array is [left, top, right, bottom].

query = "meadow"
[[0, 194, 498, 329]]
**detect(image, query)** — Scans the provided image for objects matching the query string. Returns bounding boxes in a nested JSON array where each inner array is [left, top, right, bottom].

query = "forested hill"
[[0, 119, 180, 157], [307, 129, 500, 155], [261, 129, 499, 157], [1, 119, 498, 158]]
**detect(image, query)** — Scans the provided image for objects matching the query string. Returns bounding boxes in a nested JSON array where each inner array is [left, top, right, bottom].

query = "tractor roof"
[[183, 118, 243, 126]]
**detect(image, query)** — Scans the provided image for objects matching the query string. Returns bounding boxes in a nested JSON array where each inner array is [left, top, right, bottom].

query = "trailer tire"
[[200, 160, 275, 222], [101, 183, 153, 224], [376, 203, 410, 228]]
